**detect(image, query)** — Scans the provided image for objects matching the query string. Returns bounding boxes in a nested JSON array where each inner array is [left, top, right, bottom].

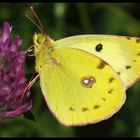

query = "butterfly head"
[[33, 32, 54, 54], [33, 33, 46, 46]]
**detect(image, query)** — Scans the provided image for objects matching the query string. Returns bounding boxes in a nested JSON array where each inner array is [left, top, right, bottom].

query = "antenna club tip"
[[30, 6, 33, 9]]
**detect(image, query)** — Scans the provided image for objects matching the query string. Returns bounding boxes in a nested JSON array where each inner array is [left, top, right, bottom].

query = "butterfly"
[[28, 7, 140, 126]]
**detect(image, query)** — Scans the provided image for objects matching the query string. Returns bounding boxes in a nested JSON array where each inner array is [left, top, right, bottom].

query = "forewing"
[[54, 35, 140, 88]]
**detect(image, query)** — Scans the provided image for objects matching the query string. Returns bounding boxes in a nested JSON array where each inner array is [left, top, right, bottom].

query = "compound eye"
[[37, 35, 46, 45]]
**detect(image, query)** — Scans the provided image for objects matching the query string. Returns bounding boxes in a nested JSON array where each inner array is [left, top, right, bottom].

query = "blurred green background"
[[0, 3, 140, 137]]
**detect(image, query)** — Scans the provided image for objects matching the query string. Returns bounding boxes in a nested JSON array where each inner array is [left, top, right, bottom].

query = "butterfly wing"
[[54, 35, 140, 89], [39, 48, 126, 126]]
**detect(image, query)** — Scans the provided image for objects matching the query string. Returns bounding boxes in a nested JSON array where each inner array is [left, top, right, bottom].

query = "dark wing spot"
[[102, 98, 106, 101], [109, 77, 115, 83], [97, 61, 106, 69], [69, 107, 75, 111], [108, 89, 114, 94], [126, 65, 131, 69], [93, 105, 100, 109], [136, 38, 140, 43], [95, 43, 103, 52], [133, 59, 136, 62], [137, 53, 140, 56], [117, 72, 121, 75], [126, 37, 131, 40], [82, 107, 88, 112]]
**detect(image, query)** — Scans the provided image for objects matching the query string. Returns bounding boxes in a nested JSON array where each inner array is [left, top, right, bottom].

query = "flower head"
[[0, 22, 32, 119]]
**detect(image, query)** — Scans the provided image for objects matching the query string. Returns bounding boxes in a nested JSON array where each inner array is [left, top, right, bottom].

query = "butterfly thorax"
[[33, 33, 54, 72]]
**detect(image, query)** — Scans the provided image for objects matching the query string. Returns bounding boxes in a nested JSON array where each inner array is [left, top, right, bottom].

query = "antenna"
[[26, 14, 43, 34], [26, 6, 44, 34]]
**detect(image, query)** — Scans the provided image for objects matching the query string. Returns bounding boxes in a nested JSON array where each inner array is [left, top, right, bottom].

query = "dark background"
[[0, 3, 140, 137]]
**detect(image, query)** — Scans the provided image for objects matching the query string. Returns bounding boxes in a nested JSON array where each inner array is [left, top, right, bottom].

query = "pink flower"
[[0, 22, 32, 119]]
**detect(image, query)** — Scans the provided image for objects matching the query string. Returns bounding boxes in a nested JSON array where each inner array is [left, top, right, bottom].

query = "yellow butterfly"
[[28, 7, 140, 126]]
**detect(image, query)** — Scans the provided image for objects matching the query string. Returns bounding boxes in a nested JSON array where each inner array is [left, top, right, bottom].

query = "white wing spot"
[[84, 79, 90, 84]]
